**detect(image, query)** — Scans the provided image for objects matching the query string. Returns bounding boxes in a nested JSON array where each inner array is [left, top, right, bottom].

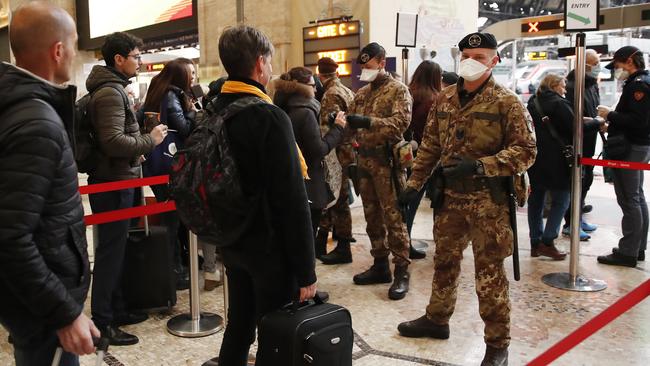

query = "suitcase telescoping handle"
[[51, 337, 110, 366], [289, 292, 326, 313]]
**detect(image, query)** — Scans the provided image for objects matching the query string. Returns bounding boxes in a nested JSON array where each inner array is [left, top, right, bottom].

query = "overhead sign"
[[527, 51, 548, 61], [564, 0, 599, 32], [521, 19, 565, 34]]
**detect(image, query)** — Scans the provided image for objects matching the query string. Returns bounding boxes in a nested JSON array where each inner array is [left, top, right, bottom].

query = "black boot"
[[98, 324, 139, 346], [314, 228, 329, 259], [353, 257, 392, 285], [397, 315, 449, 339], [598, 251, 637, 267], [481, 345, 508, 366], [320, 240, 352, 264], [388, 264, 410, 300], [612, 247, 645, 261], [409, 244, 426, 259]]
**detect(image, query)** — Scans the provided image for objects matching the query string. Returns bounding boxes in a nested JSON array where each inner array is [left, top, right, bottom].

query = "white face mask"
[[360, 68, 380, 82], [458, 58, 489, 82], [614, 68, 630, 81]]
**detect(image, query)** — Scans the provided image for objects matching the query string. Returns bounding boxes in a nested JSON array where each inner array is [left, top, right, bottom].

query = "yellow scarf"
[[220, 80, 309, 179]]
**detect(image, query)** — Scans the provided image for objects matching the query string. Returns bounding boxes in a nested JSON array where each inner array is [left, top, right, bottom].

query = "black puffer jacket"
[[0, 62, 90, 341], [86, 65, 155, 181], [527, 90, 574, 190], [566, 70, 600, 157], [137, 86, 196, 140], [273, 79, 343, 209]]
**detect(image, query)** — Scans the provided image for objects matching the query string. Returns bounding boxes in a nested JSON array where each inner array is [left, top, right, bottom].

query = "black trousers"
[[564, 164, 595, 225], [218, 239, 296, 365], [88, 178, 134, 327]]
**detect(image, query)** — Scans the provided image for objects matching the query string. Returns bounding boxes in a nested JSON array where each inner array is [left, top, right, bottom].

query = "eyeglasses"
[[126, 53, 142, 61]]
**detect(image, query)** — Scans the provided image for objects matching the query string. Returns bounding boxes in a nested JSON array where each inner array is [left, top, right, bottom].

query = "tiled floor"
[[1, 172, 649, 365]]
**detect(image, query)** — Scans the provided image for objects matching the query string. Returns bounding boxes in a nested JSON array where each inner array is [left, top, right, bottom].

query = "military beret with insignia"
[[317, 57, 339, 74], [458, 32, 498, 51], [357, 42, 386, 64]]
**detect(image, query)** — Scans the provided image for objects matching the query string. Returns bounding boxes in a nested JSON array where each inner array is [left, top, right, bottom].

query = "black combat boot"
[[481, 345, 508, 366], [320, 240, 352, 264], [314, 228, 329, 259], [97, 324, 139, 346], [353, 257, 392, 285], [409, 244, 426, 259], [397, 315, 450, 339], [388, 264, 410, 300]]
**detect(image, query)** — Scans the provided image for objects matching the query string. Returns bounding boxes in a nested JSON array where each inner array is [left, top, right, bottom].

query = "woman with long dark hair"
[[404, 60, 442, 259], [139, 57, 197, 290]]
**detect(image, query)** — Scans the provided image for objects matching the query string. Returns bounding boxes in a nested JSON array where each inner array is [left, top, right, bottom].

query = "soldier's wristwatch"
[[475, 160, 485, 175]]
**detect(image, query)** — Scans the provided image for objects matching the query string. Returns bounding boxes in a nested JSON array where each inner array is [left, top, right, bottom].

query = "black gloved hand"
[[398, 187, 419, 207], [327, 112, 337, 126], [346, 114, 372, 129], [442, 157, 478, 179]]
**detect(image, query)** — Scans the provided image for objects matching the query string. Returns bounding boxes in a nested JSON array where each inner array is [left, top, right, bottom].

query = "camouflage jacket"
[[319, 77, 356, 167], [349, 73, 413, 148], [408, 76, 537, 191]]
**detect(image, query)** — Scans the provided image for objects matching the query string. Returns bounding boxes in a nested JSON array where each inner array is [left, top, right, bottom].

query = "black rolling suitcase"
[[121, 182, 177, 311], [256, 295, 353, 366]]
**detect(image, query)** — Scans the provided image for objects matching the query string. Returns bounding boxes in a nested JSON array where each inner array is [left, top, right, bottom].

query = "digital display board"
[[303, 20, 362, 86], [89, 0, 193, 38]]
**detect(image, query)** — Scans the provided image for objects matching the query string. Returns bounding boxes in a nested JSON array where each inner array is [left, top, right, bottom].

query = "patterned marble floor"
[[1, 173, 649, 365]]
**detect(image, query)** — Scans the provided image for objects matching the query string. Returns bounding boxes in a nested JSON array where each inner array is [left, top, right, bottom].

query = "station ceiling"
[[479, 0, 647, 29]]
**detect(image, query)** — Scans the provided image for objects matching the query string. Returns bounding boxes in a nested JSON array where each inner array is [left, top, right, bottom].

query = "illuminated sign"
[[521, 19, 564, 34], [145, 63, 166, 72], [527, 51, 548, 60], [304, 21, 361, 40]]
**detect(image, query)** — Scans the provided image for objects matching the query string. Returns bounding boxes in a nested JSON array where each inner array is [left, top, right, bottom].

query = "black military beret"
[[357, 42, 386, 64], [458, 32, 498, 51]]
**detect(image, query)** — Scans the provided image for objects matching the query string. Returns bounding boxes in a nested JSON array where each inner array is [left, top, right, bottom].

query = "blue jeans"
[[88, 178, 135, 327], [13, 329, 78, 366], [528, 186, 571, 246]]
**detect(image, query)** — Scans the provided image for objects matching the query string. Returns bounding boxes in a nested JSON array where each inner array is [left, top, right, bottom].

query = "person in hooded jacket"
[[273, 67, 347, 254], [0, 2, 99, 365]]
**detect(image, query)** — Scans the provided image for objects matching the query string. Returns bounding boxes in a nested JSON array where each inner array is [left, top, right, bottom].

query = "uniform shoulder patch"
[[634, 91, 645, 101]]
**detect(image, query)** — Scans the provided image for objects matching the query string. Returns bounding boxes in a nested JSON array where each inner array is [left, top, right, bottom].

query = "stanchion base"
[[542, 272, 607, 292], [167, 312, 223, 338], [412, 239, 429, 250]]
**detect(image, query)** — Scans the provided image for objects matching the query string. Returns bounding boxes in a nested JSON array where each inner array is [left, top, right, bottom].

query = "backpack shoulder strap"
[[533, 96, 569, 147], [220, 96, 267, 120], [90, 82, 130, 114]]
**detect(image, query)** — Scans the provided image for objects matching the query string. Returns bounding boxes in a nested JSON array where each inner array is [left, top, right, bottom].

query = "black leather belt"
[[446, 177, 491, 194]]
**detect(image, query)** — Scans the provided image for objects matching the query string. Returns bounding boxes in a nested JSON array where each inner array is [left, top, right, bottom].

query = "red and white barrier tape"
[[581, 157, 650, 171]]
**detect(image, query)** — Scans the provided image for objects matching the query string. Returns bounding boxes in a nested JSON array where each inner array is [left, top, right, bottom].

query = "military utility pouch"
[[487, 177, 508, 205], [392, 140, 417, 170], [427, 166, 445, 210]]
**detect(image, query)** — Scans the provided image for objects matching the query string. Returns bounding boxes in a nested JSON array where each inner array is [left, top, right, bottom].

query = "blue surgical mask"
[[588, 64, 601, 78]]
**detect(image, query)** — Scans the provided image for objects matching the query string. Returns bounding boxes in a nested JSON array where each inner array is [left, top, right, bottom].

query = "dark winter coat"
[[406, 97, 434, 145], [0, 62, 90, 342], [566, 70, 600, 157], [86, 65, 155, 181], [138, 86, 196, 140], [273, 79, 344, 210], [527, 90, 574, 190], [211, 77, 316, 288], [607, 70, 650, 146]]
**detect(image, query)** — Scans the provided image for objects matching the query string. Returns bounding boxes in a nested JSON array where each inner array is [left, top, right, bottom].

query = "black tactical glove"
[[327, 111, 337, 126], [398, 187, 419, 207], [346, 114, 372, 129], [442, 157, 478, 179]]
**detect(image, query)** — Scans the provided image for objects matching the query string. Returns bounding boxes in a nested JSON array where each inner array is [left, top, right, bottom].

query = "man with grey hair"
[[202, 25, 317, 366], [0, 2, 99, 365]]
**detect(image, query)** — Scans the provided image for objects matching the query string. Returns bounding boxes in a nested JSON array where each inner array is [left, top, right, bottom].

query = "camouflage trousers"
[[358, 156, 410, 266], [426, 192, 512, 348], [318, 175, 353, 240]]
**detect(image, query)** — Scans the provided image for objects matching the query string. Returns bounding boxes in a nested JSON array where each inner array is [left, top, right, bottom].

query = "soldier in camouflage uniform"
[[315, 57, 357, 265], [396, 33, 536, 366], [341, 43, 413, 300]]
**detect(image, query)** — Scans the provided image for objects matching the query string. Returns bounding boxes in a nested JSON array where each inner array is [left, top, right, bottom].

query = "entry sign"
[[564, 0, 599, 32]]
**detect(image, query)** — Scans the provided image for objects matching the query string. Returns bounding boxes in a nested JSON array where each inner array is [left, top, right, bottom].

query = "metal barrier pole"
[[222, 261, 228, 327], [167, 233, 223, 337], [402, 47, 409, 85], [542, 32, 606, 292]]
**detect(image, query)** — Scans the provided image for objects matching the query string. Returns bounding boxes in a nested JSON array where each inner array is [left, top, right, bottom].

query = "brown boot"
[[536, 243, 567, 260], [397, 315, 449, 339], [481, 345, 508, 366]]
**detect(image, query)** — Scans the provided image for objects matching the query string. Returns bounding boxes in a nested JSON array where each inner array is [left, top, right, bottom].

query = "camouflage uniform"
[[318, 76, 356, 240], [408, 76, 536, 348], [350, 73, 413, 265]]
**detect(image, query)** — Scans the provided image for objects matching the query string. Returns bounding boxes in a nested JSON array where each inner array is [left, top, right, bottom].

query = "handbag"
[[603, 134, 630, 160], [143, 94, 182, 177], [533, 97, 574, 169]]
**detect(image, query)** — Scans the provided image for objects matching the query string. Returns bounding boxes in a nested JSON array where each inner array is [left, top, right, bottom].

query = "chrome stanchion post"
[[222, 261, 228, 327], [402, 47, 409, 85], [167, 233, 223, 337], [542, 32, 606, 292]]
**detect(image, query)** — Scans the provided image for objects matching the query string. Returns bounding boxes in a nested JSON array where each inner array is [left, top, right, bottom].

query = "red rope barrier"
[[527, 279, 650, 365], [84, 201, 177, 226], [581, 157, 650, 171], [79, 175, 169, 195]]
